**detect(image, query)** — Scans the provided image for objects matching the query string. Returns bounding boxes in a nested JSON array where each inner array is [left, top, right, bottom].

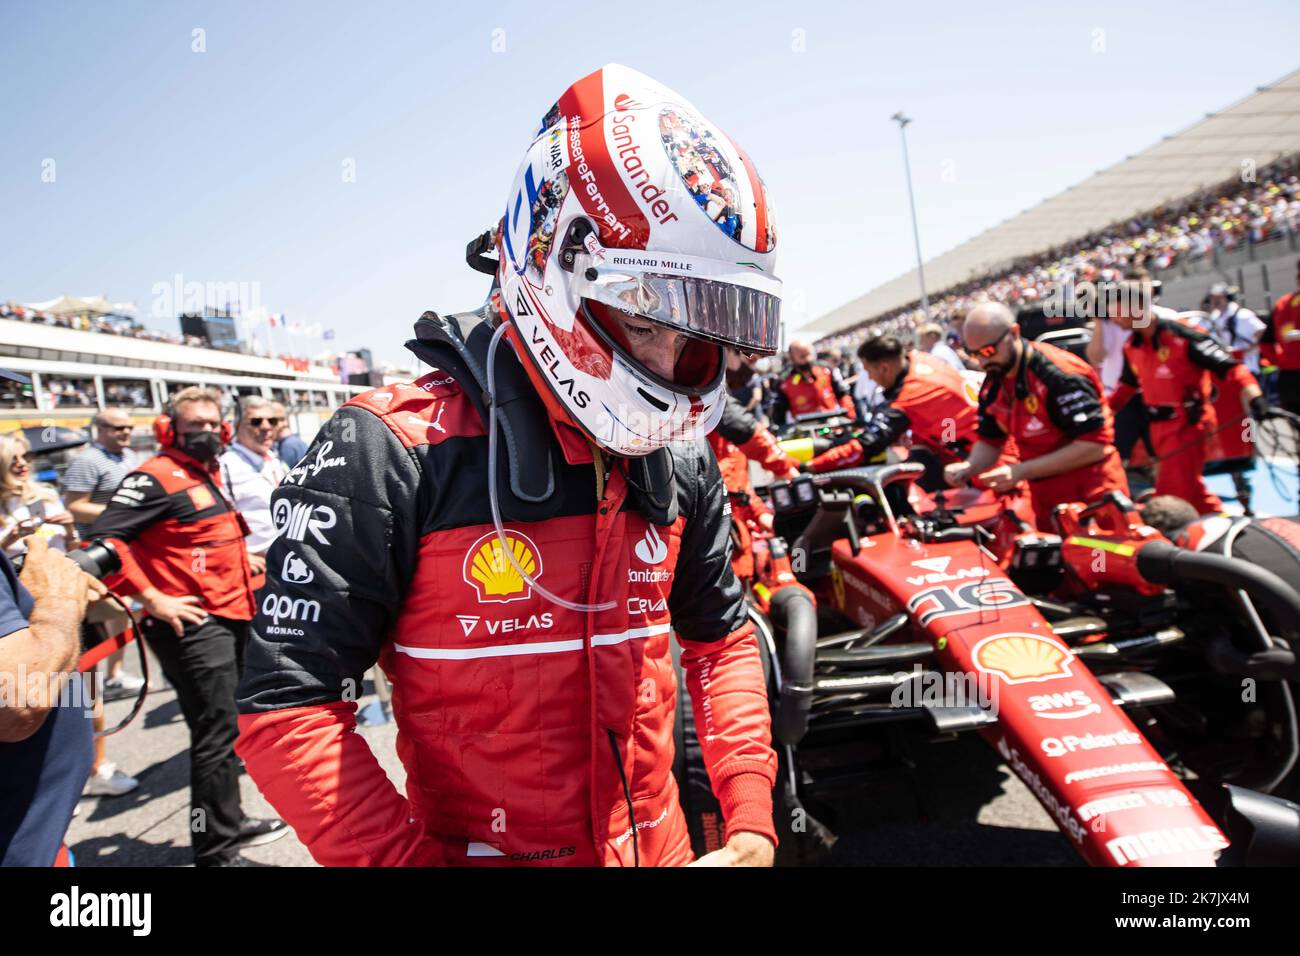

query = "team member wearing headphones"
[[87, 386, 284, 866]]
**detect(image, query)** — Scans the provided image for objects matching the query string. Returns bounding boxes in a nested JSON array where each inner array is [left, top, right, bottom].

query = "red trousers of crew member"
[[1149, 418, 1222, 514], [1025, 448, 1130, 531]]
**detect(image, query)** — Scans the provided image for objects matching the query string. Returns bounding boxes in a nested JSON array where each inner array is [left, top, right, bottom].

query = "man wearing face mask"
[[87, 386, 284, 866], [770, 339, 857, 426]]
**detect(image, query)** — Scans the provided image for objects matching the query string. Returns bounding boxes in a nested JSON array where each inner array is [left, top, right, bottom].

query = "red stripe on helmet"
[[559, 69, 650, 249], [727, 134, 770, 254]]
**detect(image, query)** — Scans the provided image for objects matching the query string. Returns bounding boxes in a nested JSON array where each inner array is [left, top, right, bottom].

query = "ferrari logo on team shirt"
[[1023, 394, 1039, 414], [463, 530, 542, 603], [972, 633, 1073, 684], [187, 486, 215, 511], [1157, 346, 1170, 362]]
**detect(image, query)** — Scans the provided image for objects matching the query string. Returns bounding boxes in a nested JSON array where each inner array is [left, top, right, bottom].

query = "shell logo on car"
[[463, 531, 543, 603], [971, 632, 1074, 684]]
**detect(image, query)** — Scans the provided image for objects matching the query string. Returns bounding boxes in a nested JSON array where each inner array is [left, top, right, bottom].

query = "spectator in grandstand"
[[824, 156, 1300, 352], [271, 403, 308, 467], [917, 322, 967, 372], [219, 397, 287, 583]]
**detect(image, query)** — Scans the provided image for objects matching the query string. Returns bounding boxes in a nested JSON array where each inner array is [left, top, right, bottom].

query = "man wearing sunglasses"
[[945, 302, 1128, 529], [219, 397, 287, 584], [62, 409, 140, 537], [61, 409, 147, 711]]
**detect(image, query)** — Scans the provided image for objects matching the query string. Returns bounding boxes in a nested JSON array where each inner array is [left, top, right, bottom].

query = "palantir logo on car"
[[634, 525, 668, 565]]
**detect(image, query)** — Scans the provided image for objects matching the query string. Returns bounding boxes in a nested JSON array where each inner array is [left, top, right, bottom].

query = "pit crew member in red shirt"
[[945, 303, 1129, 528], [1108, 277, 1265, 514], [805, 334, 992, 488], [771, 339, 857, 425]]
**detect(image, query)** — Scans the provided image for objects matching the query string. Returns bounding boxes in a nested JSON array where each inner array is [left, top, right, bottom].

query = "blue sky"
[[3, 1, 1299, 365]]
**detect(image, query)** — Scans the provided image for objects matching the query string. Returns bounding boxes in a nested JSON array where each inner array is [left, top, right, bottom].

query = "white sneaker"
[[102, 672, 146, 702], [83, 761, 139, 797]]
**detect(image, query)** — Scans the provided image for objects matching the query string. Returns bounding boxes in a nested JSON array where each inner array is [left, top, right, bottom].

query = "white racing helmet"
[[494, 63, 782, 457]]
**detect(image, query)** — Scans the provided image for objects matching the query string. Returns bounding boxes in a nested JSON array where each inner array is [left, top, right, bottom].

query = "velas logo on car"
[[904, 556, 990, 586], [971, 633, 1073, 684], [634, 525, 668, 565], [463, 530, 542, 604]]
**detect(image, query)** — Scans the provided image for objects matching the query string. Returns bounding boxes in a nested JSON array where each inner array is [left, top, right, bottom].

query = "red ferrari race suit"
[[807, 351, 996, 486], [771, 363, 856, 424], [235, 324, 777, 867], [92, 445, 256, 619], [1111, 316, 1259, 514], [1262, 288, 1300, 415], [708, 395, 799, 583], [978, 341, 1128, 528]]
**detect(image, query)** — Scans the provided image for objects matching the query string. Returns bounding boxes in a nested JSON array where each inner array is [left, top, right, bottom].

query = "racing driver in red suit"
[[235, 65, 782, 867]]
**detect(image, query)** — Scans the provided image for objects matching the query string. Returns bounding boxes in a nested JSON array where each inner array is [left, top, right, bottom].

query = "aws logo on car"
[[463, 530, 543, 604]]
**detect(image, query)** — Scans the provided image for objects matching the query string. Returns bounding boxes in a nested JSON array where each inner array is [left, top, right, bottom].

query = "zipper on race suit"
[[607, 729, 641, 867]]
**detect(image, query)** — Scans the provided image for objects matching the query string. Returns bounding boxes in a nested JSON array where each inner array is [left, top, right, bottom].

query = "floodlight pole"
[[892, 112, 930, 322]]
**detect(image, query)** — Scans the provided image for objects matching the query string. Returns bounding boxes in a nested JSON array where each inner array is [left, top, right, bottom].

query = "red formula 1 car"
[[675, 451, 1300, 866]]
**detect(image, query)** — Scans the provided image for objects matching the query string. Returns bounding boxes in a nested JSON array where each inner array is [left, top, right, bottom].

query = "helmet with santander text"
[[493, 63, 782, 458]]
